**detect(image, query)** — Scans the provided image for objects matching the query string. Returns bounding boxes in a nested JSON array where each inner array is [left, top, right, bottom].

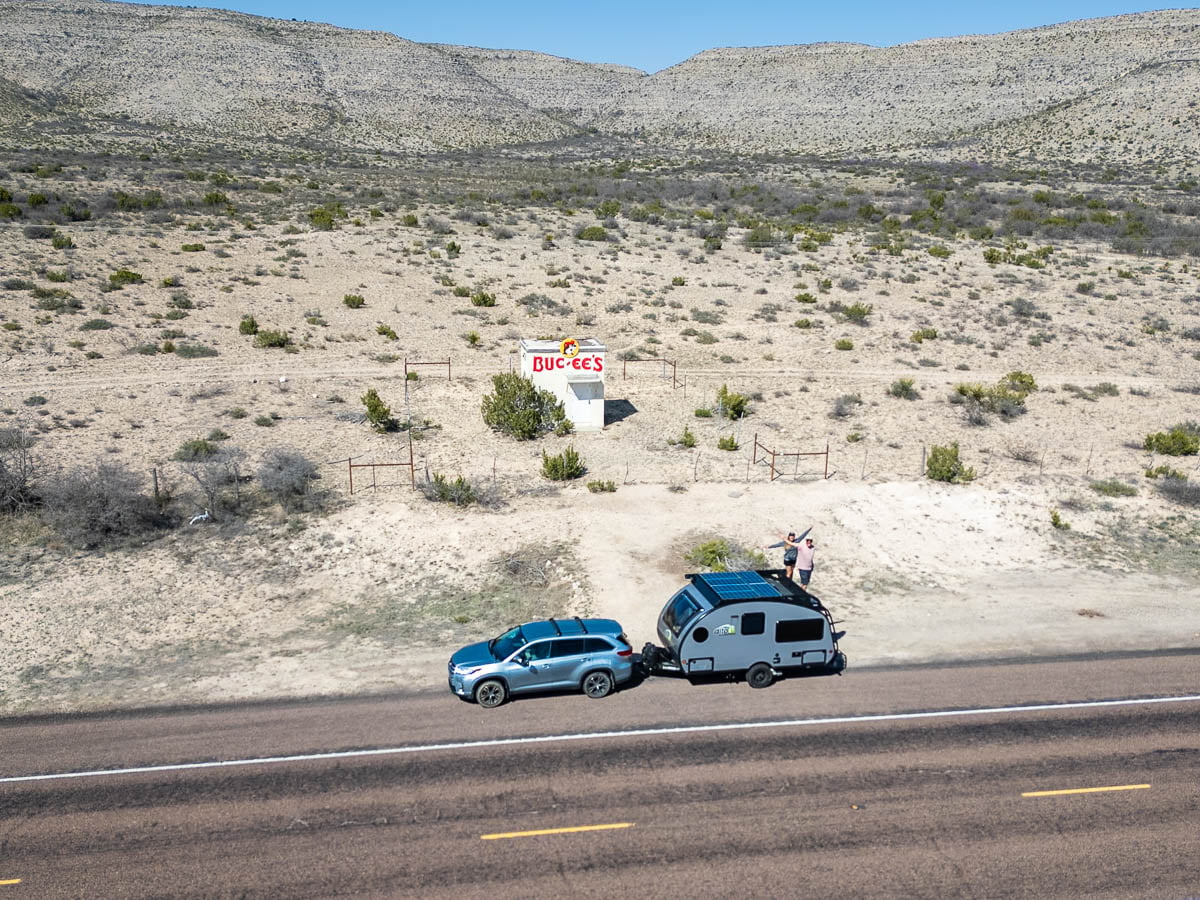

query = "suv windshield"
[[662, 591, 701, 638], [490, 625, 526, 660]]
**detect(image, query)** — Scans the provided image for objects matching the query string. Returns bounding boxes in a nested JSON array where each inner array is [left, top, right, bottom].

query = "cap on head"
[[787, 532, 795, 538]]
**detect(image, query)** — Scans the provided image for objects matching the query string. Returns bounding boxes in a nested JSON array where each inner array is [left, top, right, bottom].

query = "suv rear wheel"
[[581, 670, 614, 699], [475, 679, 508, 708]]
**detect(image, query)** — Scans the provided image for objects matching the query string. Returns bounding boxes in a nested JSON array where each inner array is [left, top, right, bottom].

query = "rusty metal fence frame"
[[621, 357, 684, 389], [345, 433, 416, 494], [752, 433, 831, 481]]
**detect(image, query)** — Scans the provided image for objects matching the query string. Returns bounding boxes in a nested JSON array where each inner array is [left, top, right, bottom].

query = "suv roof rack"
[[548, 617, 563, 636], [574, 616, 589, 634]]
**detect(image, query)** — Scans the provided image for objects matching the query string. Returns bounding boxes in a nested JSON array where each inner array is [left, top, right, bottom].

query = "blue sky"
[[121, 0, 1169, 72]]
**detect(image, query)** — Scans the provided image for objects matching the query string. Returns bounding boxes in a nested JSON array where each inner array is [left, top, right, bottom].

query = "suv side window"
[[582, 637, 611, 654], [524, 641, 554, 661], [551, 638, 586, 657]]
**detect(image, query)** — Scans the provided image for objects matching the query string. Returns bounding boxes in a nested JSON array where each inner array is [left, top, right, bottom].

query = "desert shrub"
[[835, 338, 854, 350], [1143, 425, 1199, 456], [691, 307, 723, 325], [911, 327, 938, 343], [402, 213, 418, 227], [421, 472, 478, 506], [717, 434, 739, 451], [108, 269, 143, 287], [840, 301, 873, 325], [481, 373, 569, 440], [343, 294, 365, 308], [254, 329, 290, 349], [308, 203, 346, 230], [715, 384, 748, 419], [1089, 479, 1136, 497], [830, 393, 863, 418], [0, 426, 39, 514], [203, 191, 228, 206], [238, 315, 259, 335], [361, 388, 397, 432], [794, 318, 812, 329], [80, 318, 113, 331], [173, 438, 219, 461], [1156, 476, 1200, 507], [257, 448, 321, 511], [0, 202, 21, 219], [684, 538, 767, 572], [254, 415, 275, 427], [40, 461, 165, 548], [575, 225, 608, 242], [23, 225, 55, 239], [795, 292, 817, 304], [594, 199, 621, 219], [1050, 509, 1070, 530], [694, 407, 713, 418], [888, 378, 920, 400], [470, 291, 496, 307], [926, 443, 975, 483], [463, 330, 480, 347], [452, 285, 471, 297], [1145, 465, 1187, 480], [671, 276, 686, 286], [376, 324, 397, 340], [174, 343, 219, 359], [23, 395, 47, 406], [1000, 371, 1038, 396], [587, 480, 617, 493], [676, 426, 697, 448], [928, 244, 952, 259], [181, 243, 206, 252], [542, 445, 586, 480]]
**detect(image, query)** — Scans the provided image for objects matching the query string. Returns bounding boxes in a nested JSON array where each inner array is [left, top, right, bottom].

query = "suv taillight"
[[616, 648, 633, 657]]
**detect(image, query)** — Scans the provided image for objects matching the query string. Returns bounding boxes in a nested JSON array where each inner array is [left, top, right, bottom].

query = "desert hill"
[[0, 1, 1199, 164]]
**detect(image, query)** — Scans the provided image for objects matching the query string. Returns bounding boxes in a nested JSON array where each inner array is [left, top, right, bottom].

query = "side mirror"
[[516, 653, 530, 666]]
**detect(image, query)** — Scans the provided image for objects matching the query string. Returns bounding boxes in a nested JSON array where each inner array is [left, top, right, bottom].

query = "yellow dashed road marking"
[[1022, 784, 1150, 797], [482, 822, 633, 840]]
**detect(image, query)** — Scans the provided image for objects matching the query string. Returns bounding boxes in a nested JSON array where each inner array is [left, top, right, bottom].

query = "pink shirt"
[[794, 543, 815, 570]]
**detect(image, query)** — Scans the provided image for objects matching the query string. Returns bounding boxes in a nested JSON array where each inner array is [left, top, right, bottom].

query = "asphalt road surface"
[[2, 651, 1198, 899]]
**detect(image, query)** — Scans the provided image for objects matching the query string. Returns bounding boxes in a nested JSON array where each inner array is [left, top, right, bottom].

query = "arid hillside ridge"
[[1, 1, 1199, 168]]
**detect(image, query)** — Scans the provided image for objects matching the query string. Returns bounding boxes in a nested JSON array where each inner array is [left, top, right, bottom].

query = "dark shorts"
[[797, 569, 812, 586]]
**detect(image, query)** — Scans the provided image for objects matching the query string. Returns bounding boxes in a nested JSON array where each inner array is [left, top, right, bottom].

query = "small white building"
[[519, 338, 607, 432]]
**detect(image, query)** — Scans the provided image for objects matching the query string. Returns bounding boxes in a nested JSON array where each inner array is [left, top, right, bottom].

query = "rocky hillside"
[[1, 0, 1198, 165]]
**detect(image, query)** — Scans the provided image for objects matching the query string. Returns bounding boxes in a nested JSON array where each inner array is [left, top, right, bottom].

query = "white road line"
[[3, 694, 1198, 786]]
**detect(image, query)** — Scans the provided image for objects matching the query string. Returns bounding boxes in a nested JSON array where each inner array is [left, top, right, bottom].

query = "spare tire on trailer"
[[640, 642, 664, 674]]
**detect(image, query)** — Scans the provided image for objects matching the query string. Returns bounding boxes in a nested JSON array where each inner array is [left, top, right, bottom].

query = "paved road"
[[1, 651, 1198, 898]]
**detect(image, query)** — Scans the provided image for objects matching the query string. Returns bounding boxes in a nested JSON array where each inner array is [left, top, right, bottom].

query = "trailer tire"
[[582, 670, 614, 699], [746, 663, 775, 689]]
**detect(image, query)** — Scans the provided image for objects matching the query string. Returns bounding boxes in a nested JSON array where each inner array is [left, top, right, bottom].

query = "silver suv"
[[448, 617, 634, 708]]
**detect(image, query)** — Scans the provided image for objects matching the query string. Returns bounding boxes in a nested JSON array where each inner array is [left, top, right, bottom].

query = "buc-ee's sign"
[[531, 354, 604, 373]]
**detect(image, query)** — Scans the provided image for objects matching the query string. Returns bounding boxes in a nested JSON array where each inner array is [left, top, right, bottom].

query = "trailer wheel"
[[746, 663, 775, 689], [582, 670, 613, 699]]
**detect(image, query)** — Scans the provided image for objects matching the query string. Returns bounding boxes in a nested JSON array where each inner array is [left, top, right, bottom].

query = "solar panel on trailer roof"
[[700, 571, 773, 599]]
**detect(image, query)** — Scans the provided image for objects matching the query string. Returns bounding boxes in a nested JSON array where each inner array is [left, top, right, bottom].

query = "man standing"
[[794, 535, 816, 588]]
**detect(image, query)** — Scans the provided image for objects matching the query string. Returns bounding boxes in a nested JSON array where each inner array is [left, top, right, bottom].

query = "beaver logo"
[[560, 338, 580, 358]]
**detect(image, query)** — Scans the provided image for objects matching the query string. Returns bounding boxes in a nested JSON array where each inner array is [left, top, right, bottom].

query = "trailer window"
[[662, 592, 701, 638], [776, 618, 824, 643], [742, 612, 765, 635]]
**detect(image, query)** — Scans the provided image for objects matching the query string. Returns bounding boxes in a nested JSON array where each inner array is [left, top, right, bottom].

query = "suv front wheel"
[[581, 670, 614, 699], [475, 679, 508, 708]]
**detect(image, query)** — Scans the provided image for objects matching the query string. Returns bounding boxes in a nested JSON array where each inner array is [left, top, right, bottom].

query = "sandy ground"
[[2, 162, 1199, 716]]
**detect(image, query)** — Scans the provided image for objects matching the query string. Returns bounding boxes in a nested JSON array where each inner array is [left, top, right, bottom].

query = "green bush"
[[576, 225, 608, 242], [888, 378, 920, 400], [452, 285, 471, 297], [587, 480, 617, 493], [481, 373, 570, 440], [174, 343, 219, 359], [361, 388, 397, 432], [795, 292, 816, 304], [717, 434, 739, 451], [694, 407, 713, 418], [684, 538, 767, 572], [1145, 465, 1187, 480], [0, 202, 21, 219], [926, 443, 975, 483], [173, 438, 218, 461], [793, 318, 812, 329], [402, 214, 418, 227], [1050, 509, 1070, 530], [108, 269, 143, 287], [422, 472, 477, 506], [309, 203, 346, 230], [238, 315, 259, 335], [542, 445, 586, 480], [1090, 479, 1137, 497], [254, 330, 291, 349], [594, 200, 621, 218], [376, 324, 397, 340], [1001, 371, 1038, 397], [1143, 426, 1199, 456], [181, 243, 206, 252], [677, 426, 697, 448], [716, 384, 748, 419], [343, 294, 365, 308], [911, 327, 938, 343], [51, 232, 74, 250], [927, 245, 952, 259], [835, 338, 854, 350], [470, 291, 496, 307], [841, 301, 873, 325], [80, 318, 113, 331]]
